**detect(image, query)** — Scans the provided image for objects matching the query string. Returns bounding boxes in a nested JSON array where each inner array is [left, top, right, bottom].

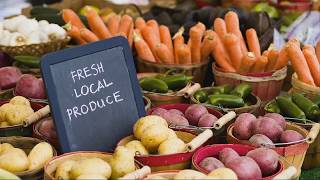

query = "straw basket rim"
[[291, 73, 320, 93], [137, 57, 209, 68], [0, 36, 71, 49]]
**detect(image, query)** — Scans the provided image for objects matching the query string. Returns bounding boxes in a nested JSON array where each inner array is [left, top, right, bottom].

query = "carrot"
[[288, 38, 300, 48], [173, 27, 185, 64], [286, 43, 315, 86], [119, 15, 133, 38], [146, 19, 160, 42], [246, 28, 261, 57], [79, 28, 99, 42], [86, 10, 111, 39], [239, 52, 256, 73], [177, 44, 192, 64], [155, 43, 174, 64], [133, 33, 155, 62], [251, 55, 268, 73], [201, 30, 215, 61], [141, 26, 160, 61], [195, 22, 206, 34], [303, 45, 320, 86], [316, 41, 320, 63], [265, 49, 279, 72], [134, 28, 141, 37], [262, 50, 270, 57], [274, 48, 289, 70], [159, 25, 174, 58], [62, 9, 85, 29], [213, 18, 227, 40], [135, 17, 146, 31], [189, 26, 203, 64], [224, 11, 247, 54], [211, 31, 235, 72], [223, 33, 243, 71], [128, 23, 134, 47], [107, 14, 120, 35], [63, 23, 86, 45]]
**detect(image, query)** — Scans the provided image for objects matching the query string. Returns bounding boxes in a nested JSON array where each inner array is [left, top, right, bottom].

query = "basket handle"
[[119, 166, 151, 179], [306, 123, 320, 143], [186, 129, 213, 152], [23, 105, 50, 127], [183, 83, 201, 98], [213, 111, 236, 130], [272, 166, 297, 180]]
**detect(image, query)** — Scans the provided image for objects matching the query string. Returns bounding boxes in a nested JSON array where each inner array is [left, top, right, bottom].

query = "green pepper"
[[160, 74, 193, 90], [193, 90, 208, 103], [139, 77, 168, 93], [276, 96, 306, 119], [211, 84, 233, 94], [313, 95, 320, 107], [208, 94, 245, 108], [292, 93, 320, 120], [14, 56, 40, 68], [231, 83, 252, 99], [265, 101, 281, 114]]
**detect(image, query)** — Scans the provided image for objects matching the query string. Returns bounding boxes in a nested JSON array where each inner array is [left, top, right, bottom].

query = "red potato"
[[39, 117, 57, 139], [198, 113, 218, 127], [15, 74, 46, 99], [226, 156, 262, 180], [0, 67, 22, 90], [151, 108, 169, 117], [219, 148, 240, 164], [246, 148, 279, 176], [233, 113, 257, 140], [280, 130, 304, 143], [165, 113, 189, 126], [249, 134, 275, 148], [184, 104, 208, 126], [168, 109, 184, 117], [264, 113, 286, 130], [252, 117, 283, 142], [199, 157, 225, 172]]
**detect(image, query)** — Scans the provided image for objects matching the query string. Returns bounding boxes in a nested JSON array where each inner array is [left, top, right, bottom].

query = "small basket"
[[0, 136, 57, 180], [0, 37, 70, 57], [291, 73, 320, 99]]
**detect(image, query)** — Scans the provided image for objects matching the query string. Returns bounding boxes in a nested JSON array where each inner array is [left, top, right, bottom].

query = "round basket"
[[190, 87, 261, 115], [137, 58, 209, 84], [291, 73, 320, 99], [212, 64, 287, 102], [192, 144, 284, 179], [0, 136, 57, 180], [0, 37, 70, 57], [33, 117, 59, 153]]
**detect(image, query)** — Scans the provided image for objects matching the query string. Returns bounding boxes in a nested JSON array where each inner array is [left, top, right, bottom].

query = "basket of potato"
[[0, 96, 45, 137], [0, 136, 56, 180]]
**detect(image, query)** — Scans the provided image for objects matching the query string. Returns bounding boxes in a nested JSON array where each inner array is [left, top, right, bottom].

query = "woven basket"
[[0, 136, 57, 180], [291, 73, 320, 99], [0, 37, 70, 57]]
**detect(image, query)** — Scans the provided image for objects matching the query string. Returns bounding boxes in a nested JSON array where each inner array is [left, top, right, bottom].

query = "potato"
[[125, 140, 149, 156], [158, 138, 186, 155], [199, 157, 224, 172], [0, 103, 14, 122], [0, 148, 29, 172], [6, 104, 34, 125], [233, 113, 256, 140], [0, 121, 9, 127], [151, 108, 170, 118], [9, 96, 30, 106], [208, 168, 238, 179], [219, 148, 239, 164], [0, 143, 14, 154], [226, 156, 262, 180], [280, 130, 304, 143], [165, 113, 189, 126], [0, 67, 22, 90], [198, 114, 218, 127], [15, 74, 46, 99], [252, 117, 283, 142], [173, 169, 206, 179], [55, 160, 76, 180], [28, 142, 53, 170], [167, 129, 177, 139], [76, 174, 107, 180], [141, 124, 169, 153], [249, 134, 275, 148], [109, 146, 135, 180], [39, 117, 57, 139], [133, 115, 168, 140], [264, 113, 286, 129], [246, 148, 279, 176], [70, 158, 111, 179], [145, 175, 168, 179], [168, 109, 184, 117], [185, 104, 208, 125]]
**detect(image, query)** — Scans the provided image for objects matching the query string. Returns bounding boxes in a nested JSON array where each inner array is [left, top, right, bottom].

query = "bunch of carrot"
[[286, 39, 320, 87], [62, 9, 133, 46], [133, 17, 213, 65], [211, 11, 289, 74]]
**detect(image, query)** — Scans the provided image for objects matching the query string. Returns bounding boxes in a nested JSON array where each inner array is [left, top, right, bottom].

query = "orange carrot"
[[223, 33, 243, 71], [159, 25, 174, 58], [155, 43, 174, 64], [79, 28, 99, 42], [134, 29, 141, 37], [288, 38, 300, 48], [246, 28, 261, 57], [133, 33, 155, 62], [201, 30, 215, 61], [262, 50, 270, 57], [286, 43, 315, 86], [64, 23, 86, 45], [141, 26, 160, 61], [213, 18, 227, 40], [211, 31, 235, 72], [146, 19, 160, 42], [239, 52, 256, 73], [195, 22, 206, 34], [119, 15, 133, 38], [86, 10, 111, 39], [274, 48, 289, 70], [251, 55, 268, 73], [173, 27, 185, 64], [62, 9, 85, 29], [316, 41, 320, 63], [189, 26, 203, 64], [177, 44, 192, 65], [128, 23, 134, 47], [135, 17, 146, 31], [303, 45, 320, 86], [107, 14, 120, 35], [265, 49, 279, 72]]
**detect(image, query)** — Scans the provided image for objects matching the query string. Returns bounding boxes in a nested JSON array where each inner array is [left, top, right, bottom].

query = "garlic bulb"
[[43, 24, 66, 40], [17, 19, 39, 36], [0, 22, 3, 32], [0, 30, 12, 46], [26, 30, 41, 45], [3, 15, 27, 32], [38, 20, 49, 28], [9, 32, 27, 46]]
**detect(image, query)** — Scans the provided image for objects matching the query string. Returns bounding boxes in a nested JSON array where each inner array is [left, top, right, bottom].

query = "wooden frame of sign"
[[41, 37, 145, 153]]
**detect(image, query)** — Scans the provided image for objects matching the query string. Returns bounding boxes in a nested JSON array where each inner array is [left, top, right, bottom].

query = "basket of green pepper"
[[138, 71, 201, 106], [191, 83, 261, 115]]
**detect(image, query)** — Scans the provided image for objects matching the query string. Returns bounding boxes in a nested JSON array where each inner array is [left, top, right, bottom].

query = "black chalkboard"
[[41, 37, 146, 153]]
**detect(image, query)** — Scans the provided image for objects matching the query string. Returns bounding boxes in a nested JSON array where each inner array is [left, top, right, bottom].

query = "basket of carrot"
[[210, 11, 287, 102], [134, 17, 211, 84], [289, 40, 320, 99]]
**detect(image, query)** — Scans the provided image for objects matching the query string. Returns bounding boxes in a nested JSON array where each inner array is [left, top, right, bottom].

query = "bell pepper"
[[231, 83, 252, 99], [139, 77, 168, 93]]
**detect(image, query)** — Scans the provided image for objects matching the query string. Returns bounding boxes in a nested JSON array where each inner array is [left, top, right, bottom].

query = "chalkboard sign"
[[41, 37, 145, 153]]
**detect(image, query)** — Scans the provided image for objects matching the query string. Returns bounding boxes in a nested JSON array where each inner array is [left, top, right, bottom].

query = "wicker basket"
[[291, 73, 320, 99], [0, 136, 57, 180], [0, 37, 70, 57]]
